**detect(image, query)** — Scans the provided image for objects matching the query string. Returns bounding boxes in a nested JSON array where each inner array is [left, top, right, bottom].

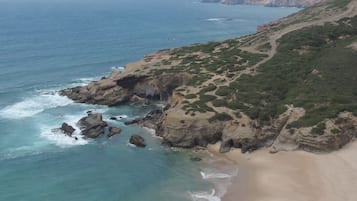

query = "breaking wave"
[[0, 93, 73, 119]]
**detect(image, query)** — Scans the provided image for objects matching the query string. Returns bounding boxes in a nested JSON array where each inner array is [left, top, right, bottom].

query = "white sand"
[[208, 141, 357, 201]]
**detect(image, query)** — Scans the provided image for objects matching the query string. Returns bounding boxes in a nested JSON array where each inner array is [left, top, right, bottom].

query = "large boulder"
[[129, 135, 146, 147], [59, 123, 75, 136], [77, 113, 107, 138], [158, 108, 223, 148], [108, 127, 121, 138]]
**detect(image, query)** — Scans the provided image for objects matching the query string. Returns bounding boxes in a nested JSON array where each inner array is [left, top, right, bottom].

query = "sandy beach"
[[208, 141, 357, 201]]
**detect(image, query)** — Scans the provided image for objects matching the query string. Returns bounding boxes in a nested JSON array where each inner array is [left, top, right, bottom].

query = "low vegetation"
[[150, 5, 356, 126], [233, 16, 357, 127]]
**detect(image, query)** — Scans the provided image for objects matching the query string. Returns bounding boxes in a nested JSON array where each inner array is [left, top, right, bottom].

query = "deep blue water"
[[0, 0, 299, 200]]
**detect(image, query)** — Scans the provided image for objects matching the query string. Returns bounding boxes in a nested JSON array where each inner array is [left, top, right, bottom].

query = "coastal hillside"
[[202, 0, 326, 8], [61, 0, 357, 153]]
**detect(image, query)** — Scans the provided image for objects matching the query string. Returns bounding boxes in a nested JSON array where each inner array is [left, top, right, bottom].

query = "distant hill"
[[202, 0, 326, 8]]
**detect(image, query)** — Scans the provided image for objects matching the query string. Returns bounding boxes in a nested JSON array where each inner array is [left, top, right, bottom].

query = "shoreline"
[[207, 141, 357, 201]]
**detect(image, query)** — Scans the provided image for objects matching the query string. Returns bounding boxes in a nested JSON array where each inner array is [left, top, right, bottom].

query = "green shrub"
[[331, 128, 341, 134], [228, 16, 357, 127], [212, 99, 228, 107], [215, 86, 234, 96], [311, 123, 326, 135], [200, 84, 217, 94], [199, 94, 217, 102], [185, 94, 197, 99], [209, 112, 233, 122]]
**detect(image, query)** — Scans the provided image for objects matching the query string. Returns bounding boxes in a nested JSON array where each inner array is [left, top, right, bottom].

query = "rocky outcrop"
[[108, 127, 121, 138], [59, 123, 75, 136], [219, 111, 290, 153], [297, 129, 353, 152], [60, 70, 191, 106], [129, 135, 146, 147], [202, 0, 325, 8], [59, 77, 129, 106], [58, 0, 356, 154], [157, 108, 224, 148], [271, 112, 357, 153], [77, 113, 108, 138]]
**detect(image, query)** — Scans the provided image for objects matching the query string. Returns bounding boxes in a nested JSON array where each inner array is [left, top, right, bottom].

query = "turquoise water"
[[0, 0, 299, 200]]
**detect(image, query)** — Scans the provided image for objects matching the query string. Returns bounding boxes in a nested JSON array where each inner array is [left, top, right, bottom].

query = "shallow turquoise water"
[[0, 0, 299, 200]]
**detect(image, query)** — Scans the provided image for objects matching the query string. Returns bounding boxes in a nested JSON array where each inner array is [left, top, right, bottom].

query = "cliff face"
[[60, 0, 357, 153], [60, 55, 192, 106], [202, 0, 325, 7]]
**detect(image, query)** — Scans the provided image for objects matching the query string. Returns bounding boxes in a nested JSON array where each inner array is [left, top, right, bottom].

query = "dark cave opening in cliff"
[[146, 94, 161, 101]]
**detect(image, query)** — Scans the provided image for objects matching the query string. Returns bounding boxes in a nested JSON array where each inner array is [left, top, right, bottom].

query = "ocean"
[[0, 0, 299, 200]]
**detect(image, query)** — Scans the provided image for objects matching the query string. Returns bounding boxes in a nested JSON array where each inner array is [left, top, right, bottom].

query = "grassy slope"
[[146, 0, 356, 128], [235, 16, 357, 127]]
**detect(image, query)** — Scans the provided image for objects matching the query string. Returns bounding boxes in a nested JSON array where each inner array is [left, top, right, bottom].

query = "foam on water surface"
[[190, 189, 221, 201], [200, 171, 232, 179], [39, 114, 89, 147], [0, 93, 73, 119], [111, 66, 125, 71]]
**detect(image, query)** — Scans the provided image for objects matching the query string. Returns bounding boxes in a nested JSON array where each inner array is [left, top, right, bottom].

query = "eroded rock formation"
[[77, 113, 108, 138], [60, 71, 191, 106]]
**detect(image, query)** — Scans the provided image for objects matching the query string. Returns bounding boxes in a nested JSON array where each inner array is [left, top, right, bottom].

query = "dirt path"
[[242, 0, 357, 73]]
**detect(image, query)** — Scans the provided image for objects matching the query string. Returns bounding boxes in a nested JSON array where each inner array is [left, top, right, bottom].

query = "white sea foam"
[[0, 93, 73, 119], [143, 127, 157, 136], [77, 77, 97, 84], [108, 114, 128, 121], [40, 126, 88, 147], [40, 113, 89, 147], [60, 76, 100, 88], [196, 157, 239, 199], [206, 18, 225, 22], [111, 66, 125, 71], [127, 142, 137, 147], [190, 189, 221, 201], [85, 108, 109, 115], [155, 103, 166, 108], [200, 171, 232, 179], [118, 114, 128, 119]]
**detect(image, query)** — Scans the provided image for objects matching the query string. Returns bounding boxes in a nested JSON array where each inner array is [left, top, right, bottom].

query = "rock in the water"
[[190, 156, 202, 162], [110, 116, 118, 121], [77, 113, 107, 138], [60, 123, 75, 136], [129, 135, 146, 147], [108, 126, 121, 138]]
